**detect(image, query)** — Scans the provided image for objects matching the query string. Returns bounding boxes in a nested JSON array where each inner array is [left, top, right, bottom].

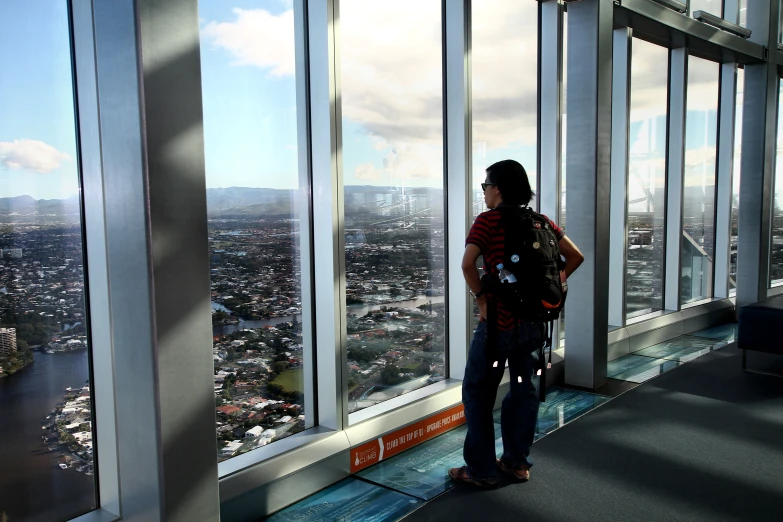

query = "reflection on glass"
[[0, 2, 96, 520], [200, 0, 306, 460], [690, 0, 722, 16], [681, 56, 719, 304], [626, 39, 668, 318], [730, 68, 744, 292], [340, 0, 446, 413], [772, 80, 783, 285]]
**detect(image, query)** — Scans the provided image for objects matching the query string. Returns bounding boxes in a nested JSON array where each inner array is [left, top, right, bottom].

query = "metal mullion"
[[609, 28, 631, 327], [294, 0, 317, 431], [664, 48, 688, 312], [540, 0, 563, 344], [714, 62, 738, 299], [445, 0, 470, 381], [308, 0, 345, 431], [69, 0, 119, 516], [540, 0, 562, 221]]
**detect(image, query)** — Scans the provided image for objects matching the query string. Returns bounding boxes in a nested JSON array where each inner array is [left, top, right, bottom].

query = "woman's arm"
[[559, 235, 585, 278]]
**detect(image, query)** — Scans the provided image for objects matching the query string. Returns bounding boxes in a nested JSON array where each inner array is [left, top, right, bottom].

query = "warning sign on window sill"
[[350, 403, 466, 473]]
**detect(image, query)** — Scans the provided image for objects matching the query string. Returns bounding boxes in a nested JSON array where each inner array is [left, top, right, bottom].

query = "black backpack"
[[491, 206, 566, 321], [483, 206, 566, 401]]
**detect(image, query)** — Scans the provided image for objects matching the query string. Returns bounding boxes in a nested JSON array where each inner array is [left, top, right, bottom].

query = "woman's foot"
[[496, 459, 530, 481], [448, 465, 498, 488]]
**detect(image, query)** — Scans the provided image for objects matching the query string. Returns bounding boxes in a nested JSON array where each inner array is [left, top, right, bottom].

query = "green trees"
[[381, 364, 404, 385]]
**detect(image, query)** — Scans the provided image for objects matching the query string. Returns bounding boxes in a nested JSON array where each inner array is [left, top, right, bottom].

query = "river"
[[211, 295, 446, 336], [0, 350, 95, 522]]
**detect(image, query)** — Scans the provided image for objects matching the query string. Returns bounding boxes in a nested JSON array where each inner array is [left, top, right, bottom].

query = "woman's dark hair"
[[485, 159, 535, 206]]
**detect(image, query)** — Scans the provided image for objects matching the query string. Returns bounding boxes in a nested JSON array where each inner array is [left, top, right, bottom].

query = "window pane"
[[200, 0, 307, 460], [690, 0, 722, 16], [730, 68, 744, 292], [471, 0, 540, 339], [340, 0, 446, 413], [472, 0, 538, 221], [681, 56, 719, 304], [772, 80, 783, 285], [626, 39, 668, 318], [0, 2, 97, 520]]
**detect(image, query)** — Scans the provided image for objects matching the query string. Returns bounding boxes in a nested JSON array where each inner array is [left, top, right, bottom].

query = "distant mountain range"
[[0, 186, 446, 222]]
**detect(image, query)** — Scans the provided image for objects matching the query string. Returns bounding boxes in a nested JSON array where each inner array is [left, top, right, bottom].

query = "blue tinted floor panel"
[[634, 337, 717, 362], [264, 477, 421, 522], [607, 355, 680, 383], [356, 387, 609, 501], [357, 426, 468, 500], [686, 323, 737, 343], [492, 387, 608, 439]]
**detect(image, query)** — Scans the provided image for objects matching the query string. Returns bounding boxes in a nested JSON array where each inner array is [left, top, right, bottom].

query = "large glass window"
[[730, 68, 744, 292], [681, 56, 720, 304], [472, 0, 539, 221], [0, 2, 97, 520], [200, 0, 307, 460], [471, 0, 540, 336], [340, 0, 446, 413], [626, 39, 668, 318], [772, 80, 783, 285]]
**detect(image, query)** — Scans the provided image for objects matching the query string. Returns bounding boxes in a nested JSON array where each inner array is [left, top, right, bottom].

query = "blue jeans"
[[462, 320, 544, 479]]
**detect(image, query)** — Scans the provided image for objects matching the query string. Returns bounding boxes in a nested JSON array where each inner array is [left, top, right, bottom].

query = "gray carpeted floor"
[[403, 346, 783, 522]]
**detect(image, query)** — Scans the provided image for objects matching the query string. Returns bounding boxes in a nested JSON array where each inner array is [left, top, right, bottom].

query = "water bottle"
[[497, 263, 517, 283]]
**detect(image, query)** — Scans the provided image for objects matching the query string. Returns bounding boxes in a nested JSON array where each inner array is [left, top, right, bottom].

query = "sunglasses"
[[481, 183, 496, 192]]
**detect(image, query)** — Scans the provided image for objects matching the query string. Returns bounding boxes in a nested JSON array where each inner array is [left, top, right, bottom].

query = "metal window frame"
[[715, 62, 739, 299], [665, 47, 688, 312], [609, 27, 632, 328], [69, 1, 120, 519], [540, 0, 565, 347]]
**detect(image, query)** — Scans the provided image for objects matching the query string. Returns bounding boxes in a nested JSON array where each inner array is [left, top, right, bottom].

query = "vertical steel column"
[[445, 0, 471, 380], [609, 28, 631, 327], [539, 0, 563, 221], [737, 0, 779, 307], [307, 0, 346, 429], [90, 0, 220, 520], [564, 0, 613, 390], [714, 63, 739, 299], [665, 49, 688, 312]]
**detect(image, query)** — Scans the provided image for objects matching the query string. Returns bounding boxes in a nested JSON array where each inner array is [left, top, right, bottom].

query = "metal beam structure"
[[84, 0, 221, 520], [564, 0, 613, 389], [737, 0, 780, 307]]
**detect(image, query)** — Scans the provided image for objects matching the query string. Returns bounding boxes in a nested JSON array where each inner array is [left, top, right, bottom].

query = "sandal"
[[496, 459, 530, 482], [448, 466, 498, 488]]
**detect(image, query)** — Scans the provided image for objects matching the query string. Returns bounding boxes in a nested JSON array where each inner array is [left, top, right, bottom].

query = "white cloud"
[[355, 162, 382, 181], [202, 8, 295, 77], [0, 139, 71, 173], [202, 1, 542, 182]]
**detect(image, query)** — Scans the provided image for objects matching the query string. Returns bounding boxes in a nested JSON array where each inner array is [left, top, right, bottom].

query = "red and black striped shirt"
[[466, 208, 565, 330]]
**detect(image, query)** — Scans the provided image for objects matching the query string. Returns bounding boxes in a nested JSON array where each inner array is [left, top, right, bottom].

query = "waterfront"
[[0, 350, 95, 522]]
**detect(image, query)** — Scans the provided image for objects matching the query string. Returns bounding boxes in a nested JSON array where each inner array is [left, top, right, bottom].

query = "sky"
[[0, 0, 744, 202]]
